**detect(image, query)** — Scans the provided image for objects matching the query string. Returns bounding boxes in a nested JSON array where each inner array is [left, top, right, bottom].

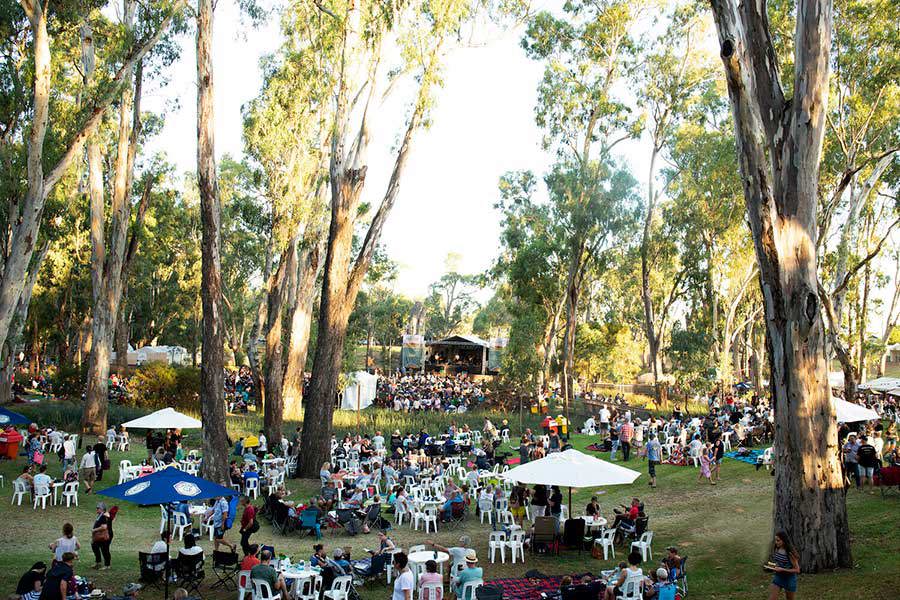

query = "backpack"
[[475, 584, 503, 600]]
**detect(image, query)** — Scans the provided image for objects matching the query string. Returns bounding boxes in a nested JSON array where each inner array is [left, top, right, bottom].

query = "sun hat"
[[464, 549, 478, 563]]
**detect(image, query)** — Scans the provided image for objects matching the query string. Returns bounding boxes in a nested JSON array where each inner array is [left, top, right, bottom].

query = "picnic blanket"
[[486, 573, 594, 600], [725, 449, 764, 465], [585, 443, 604, 452]]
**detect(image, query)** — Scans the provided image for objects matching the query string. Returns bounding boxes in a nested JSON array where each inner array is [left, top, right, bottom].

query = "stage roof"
[[427, 334, 489, 347]]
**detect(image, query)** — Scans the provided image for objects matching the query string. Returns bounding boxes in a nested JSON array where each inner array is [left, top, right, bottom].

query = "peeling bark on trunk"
[[299, 3, 437, 476], [710, 0, 850, 571], [197, 0, 228, 484], [83, 7, 141, 435], [282, 242, 321, 420], [0, 242, 49, 404], [1, 1, 184, 357]]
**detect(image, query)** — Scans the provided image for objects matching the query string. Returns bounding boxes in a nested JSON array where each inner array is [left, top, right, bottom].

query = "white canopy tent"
[[857, 377, 900, 393], [122, 407, 202, 429], [832, 397, 880, 423], [502, 448, 641, 514], [341, 371, 378, 410]]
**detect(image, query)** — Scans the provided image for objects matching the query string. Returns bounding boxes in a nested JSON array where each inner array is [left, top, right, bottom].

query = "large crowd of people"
[[375, 373, 487, 412]]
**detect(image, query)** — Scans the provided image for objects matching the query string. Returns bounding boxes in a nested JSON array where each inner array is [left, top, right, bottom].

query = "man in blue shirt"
[[212, 496, 236, 552], [645, 434, 662, 489], [453, 550, 483, 600]]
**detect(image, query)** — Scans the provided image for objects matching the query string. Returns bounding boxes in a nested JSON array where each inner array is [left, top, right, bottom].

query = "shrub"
[[52, 364, 87, 399], [126, 362, 201, 412]]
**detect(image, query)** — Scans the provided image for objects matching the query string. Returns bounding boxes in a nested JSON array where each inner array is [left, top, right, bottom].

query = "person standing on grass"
[[80, 447, 97, 494], [856, 435, 878, 491], [620, 419, 634, 461], [710, 437, 725, 484], [698, 444, 712, 484], [767, 531, 800, 600], [645, 434, 662, 489], [392, 552, 414, 600], [238, 496, 258, 554], [212, 495, 236, 553], [91, 503, 114, 570]]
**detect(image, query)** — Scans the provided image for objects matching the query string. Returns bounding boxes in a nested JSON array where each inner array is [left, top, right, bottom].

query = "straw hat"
[[465, 549, 478, 563]]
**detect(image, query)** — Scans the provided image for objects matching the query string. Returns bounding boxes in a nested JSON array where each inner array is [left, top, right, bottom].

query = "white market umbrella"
[[502, 448, 641, 515], [832, 397, 880, 423], [857, 377, 900, 393], [122, 407, 201, 429]]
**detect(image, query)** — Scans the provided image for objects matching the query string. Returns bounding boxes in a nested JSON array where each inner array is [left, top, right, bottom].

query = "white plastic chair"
[[630, 531, 654, 561], [323, 575, 351, 600], [245, 477, 260, 499], [559, 505, 569, 521], [62, 481, 79, 507], [251, 577, 282, 600], [722, 431, 733, 452], [506, 530, 525, 564], [296, 573, 322, 600], [488, 531, 507, 563], [33, 483, 51, 510], [395, 500, 410, 526], [419, 581, 443, 600], [106, 432, 117, 447], [478, 498, 493, 525], [11, 479, 31, 505], [118, 460, 133, 484], [620, 571, 644, 600], [688, 445, 701, 467], [459, 579, 483, 600], [595, 528, 616, 560], [422, 505, 439, 533], [236, 569, 251, 600]]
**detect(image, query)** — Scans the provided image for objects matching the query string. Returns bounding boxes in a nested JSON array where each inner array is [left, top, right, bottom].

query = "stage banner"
[[401, 334, 425, 370], [488, 337, 508, 371]]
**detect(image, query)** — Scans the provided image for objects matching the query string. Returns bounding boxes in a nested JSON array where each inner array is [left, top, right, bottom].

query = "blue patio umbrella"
[[0, 406, 31, 426], [99, 466, 237, 599]]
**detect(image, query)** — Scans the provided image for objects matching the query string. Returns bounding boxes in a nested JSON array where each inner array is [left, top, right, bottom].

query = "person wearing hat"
[[452, 550, 482, 600]]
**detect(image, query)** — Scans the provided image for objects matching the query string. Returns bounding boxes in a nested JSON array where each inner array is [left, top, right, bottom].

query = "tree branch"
[[832, 216, 900, 297]]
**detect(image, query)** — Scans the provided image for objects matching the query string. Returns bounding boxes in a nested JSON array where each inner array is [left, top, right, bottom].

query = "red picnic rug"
[[485, 573, 594, 600]]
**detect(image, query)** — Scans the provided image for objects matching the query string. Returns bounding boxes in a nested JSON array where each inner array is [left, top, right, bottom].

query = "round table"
[[584, 516, 607, 532], [280, 567, 320, 599], [407, 550, 449, 583]]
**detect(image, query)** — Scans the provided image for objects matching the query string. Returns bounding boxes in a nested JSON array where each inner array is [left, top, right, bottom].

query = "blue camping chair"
[[300, 508, 323, 539]]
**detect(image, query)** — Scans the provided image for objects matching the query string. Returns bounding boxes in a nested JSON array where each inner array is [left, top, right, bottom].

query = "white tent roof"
[[887, 388, 900, 397], [502, 448, 641, 488], [832, 397, 880, 423], [341, 371, 378, 410], [122, 407, 202, 429], [857, 377, 900, 392]]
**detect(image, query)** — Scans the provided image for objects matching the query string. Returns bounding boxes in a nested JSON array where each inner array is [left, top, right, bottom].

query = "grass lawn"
[[1, 429, 897, 599]]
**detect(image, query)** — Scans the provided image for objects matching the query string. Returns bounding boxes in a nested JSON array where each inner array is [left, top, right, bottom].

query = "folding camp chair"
[[445, 499, 467, 530], [138, 552, 167, 590], [173, 551, 205, 596], [299, 508, 323, 539], [562, 518, 586, 554], [210, 549, 240, 590], [531, 516, 559, 555]]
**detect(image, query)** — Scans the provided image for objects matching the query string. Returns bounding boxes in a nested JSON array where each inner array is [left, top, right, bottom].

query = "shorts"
[[511, 506, 525, 519], [648, 460, 659, 477], [860, 466, 874, 478], [81, 467, 96, 484], [772, 572, 797, 592], [214, 526, 226, 539]]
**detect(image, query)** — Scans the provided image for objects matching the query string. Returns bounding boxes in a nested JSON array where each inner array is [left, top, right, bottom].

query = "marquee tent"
[[832, 397, 880, 423], [341, 371, 378, 410], [122, 407, 202, 429]]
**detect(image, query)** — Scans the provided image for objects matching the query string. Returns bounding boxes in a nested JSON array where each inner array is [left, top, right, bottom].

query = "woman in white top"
[[49, 523, 80, 562], [392, 552, 414, 600]]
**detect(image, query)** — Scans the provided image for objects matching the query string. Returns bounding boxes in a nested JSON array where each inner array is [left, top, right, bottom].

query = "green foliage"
[[667, 327, 714, 390], [51, 364, 87, 400], [126, 362, 201, 411], [575, 321, 642, 383]]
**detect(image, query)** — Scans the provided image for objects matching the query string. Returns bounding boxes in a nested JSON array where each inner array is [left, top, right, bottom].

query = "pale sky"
[[144, 2, 564, 300], [142, 2, 896, 330]]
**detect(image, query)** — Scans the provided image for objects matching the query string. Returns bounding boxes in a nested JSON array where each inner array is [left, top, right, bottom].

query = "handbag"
[[33, 451, 44, 465], [92, 527, 110, 544], [102, 458, 111, 470]]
